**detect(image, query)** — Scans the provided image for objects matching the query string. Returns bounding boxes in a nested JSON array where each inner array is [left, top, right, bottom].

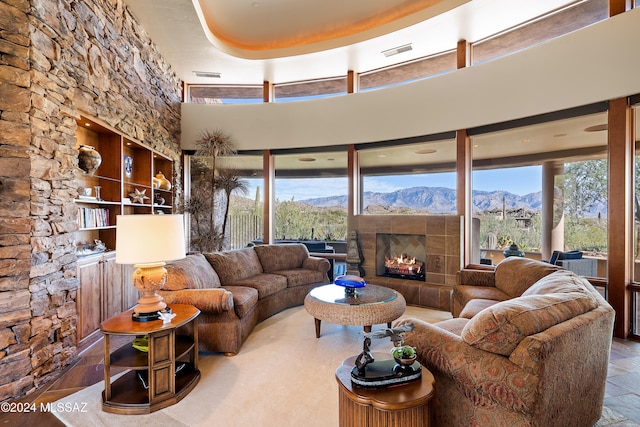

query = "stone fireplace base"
[[350, 215, 462, 312]]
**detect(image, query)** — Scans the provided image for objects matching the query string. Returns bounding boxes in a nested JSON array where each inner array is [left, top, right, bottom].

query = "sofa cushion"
[[461, 291, 598, 356], [164, 253, 221, 291], [272, 268, 326, 288], [494, 257, 561, 297], [205, 248, 263, 285], [230, 274, 288, 299], [224, 286, 259, 318], [521, 270, 591, 296], [253, 244, 309, 273], [458, 298, 500, 319], [433, 318, 469, 336]]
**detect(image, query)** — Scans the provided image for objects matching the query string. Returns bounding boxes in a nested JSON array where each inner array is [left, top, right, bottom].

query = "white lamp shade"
[[115, 214, 186, 265]]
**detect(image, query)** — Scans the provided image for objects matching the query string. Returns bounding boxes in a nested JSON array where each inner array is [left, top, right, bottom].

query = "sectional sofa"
[[158, 243, 330, 355], [398, 257, 615, 426]]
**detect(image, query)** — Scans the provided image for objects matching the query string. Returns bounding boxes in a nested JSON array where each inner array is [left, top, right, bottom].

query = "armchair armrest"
[[303, 256, 331, 273], [397, 318, 538, 413], [158, 288, 233, 314], [456, 269, 497, 287]]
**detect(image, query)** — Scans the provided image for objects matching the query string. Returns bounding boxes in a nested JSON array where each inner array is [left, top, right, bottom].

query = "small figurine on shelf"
[[129, 188, 149, 204], [155, 171, 172, 191], [154, 193, 165, 206]]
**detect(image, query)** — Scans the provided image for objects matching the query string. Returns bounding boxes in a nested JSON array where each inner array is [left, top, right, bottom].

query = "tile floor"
[[1, 336, 640, 426]]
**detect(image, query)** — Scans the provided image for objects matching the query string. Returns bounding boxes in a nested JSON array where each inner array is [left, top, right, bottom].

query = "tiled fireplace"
[[351, 215, 462, 311]]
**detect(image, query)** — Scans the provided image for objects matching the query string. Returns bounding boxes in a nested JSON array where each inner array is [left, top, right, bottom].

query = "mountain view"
[[300, 186, 544, 214]]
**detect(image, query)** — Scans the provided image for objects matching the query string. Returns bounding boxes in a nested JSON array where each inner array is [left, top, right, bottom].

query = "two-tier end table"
[[335, 354, 435, 427], [100, 304, 200, 414]]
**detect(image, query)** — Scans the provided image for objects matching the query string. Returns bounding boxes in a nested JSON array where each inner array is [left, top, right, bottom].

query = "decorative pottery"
[[152, 177, 161, 189], [78, 145, 102, 175], [123, 155, 133, 178], [503, 243, 525, 258], [154, 193, 165, 206], [155, 171, 171, 191]]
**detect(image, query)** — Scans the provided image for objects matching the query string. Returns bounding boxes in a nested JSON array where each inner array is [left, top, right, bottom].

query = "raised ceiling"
[[123, 0, 579, 85]]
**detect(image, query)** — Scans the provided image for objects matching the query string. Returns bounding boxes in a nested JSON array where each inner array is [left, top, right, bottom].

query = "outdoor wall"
[[0, 0, 181, 401], [181, 7, 640, 151]]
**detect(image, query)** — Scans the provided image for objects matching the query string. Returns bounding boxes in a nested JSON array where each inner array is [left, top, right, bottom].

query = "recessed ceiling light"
[[84, 123, 90, 126], [520, 138, 531, 143], [415, 148, 436, 155], [298, 157, 316, 162], [193, 71, 221, 78], [382, 44, 412, 57], [584, 124, 608, 132]]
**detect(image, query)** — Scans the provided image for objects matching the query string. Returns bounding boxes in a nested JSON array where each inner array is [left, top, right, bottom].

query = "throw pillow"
[[521, 270, 591, 296], [461, 291, 598, 356], [164, 253, 221, 290], [494, 257, 561, 297]]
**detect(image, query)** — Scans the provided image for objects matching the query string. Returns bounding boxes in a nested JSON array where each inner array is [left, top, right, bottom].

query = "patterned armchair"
[[398, 261, 615, 426]]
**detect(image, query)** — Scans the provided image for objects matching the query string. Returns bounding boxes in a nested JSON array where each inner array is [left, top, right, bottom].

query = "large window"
[[470, 110, 609, 277], [274, 77, 347, 102], [359, 51, 456, 92], [185, 153, 263, 251], [472, 0, 607, 64], [274, 149, 347, 241], [187, 85, 263, 104], [358, 137, 457, 214]]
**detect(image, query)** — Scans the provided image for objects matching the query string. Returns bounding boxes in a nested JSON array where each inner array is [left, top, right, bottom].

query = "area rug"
[[53, 305, 451, 426], [53, 305, 631, 427]]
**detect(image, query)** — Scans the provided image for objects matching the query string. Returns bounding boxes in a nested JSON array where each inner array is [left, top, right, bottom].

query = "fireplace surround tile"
[[350, 215, 460, 312]]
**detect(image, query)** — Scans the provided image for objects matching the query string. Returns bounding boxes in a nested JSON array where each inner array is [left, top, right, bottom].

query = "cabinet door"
[[102, 252, 123, 320], [77, 256, 102, 341], [122, 264, 140, 310]]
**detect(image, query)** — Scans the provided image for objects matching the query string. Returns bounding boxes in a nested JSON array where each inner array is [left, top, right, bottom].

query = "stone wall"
[[0, 0, 182, 401]]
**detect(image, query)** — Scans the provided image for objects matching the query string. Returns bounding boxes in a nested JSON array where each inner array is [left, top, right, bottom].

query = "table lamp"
[[115, 214, 186, 321]]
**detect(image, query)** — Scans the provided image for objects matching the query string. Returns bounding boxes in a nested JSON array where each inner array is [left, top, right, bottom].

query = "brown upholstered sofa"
[[398, 257, 615, 426], [158, 243, 330, 355]]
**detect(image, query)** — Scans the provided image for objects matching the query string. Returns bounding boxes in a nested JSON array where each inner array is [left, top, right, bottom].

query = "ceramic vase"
[[155, 171, 171, 191], [78, 145, 102, 175]]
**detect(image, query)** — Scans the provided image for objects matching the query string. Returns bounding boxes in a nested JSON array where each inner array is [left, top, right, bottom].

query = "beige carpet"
[[53, 305, 451, 426], [53, 305, 631, 426]]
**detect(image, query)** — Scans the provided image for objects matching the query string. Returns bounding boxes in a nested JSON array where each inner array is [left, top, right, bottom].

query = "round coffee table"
[[304, 284, 406, 338]]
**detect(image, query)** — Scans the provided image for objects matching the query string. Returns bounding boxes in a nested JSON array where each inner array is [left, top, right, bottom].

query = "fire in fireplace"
[[384, 253, 425, 280]]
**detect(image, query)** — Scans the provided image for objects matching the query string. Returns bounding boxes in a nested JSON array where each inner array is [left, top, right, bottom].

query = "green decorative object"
[[503, 243, 525, 258]]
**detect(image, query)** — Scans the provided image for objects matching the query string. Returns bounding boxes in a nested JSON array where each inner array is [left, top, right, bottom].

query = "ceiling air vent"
[[382, 44, 412, 57], [193, 71, 221, 78]]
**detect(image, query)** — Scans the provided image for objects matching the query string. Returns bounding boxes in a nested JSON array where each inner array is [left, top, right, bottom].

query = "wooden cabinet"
[[77, 252, 129, 343], [75, 115, 174, 345], [101, 304, 200, 414]]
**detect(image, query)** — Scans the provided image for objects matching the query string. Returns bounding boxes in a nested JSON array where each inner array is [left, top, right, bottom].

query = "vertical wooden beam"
[[456, 129, 472, 266], [456, 39, 473, 266], [347, 71, 359, 94], [608, 97, 632, 338], [263, 81, 273, 103], [348, 145, 359, 218], [609, 0, 631, 16], [457, 40, 471, 69], [263, 149, 275, 244]]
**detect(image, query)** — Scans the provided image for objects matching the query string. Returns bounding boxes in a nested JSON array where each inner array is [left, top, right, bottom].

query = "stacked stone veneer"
[[0, 0, 182, 401], [352, 215, 462, 311]]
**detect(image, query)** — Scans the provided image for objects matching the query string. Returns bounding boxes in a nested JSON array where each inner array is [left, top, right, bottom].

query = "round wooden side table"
[[335, 354, 435, 427]]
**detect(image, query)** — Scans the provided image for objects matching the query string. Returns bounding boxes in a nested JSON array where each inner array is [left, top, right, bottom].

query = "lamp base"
[[132, 306, 172, 322]]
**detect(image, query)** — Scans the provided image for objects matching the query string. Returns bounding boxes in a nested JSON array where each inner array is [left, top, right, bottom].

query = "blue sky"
[[241, 165, 543, 201]]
